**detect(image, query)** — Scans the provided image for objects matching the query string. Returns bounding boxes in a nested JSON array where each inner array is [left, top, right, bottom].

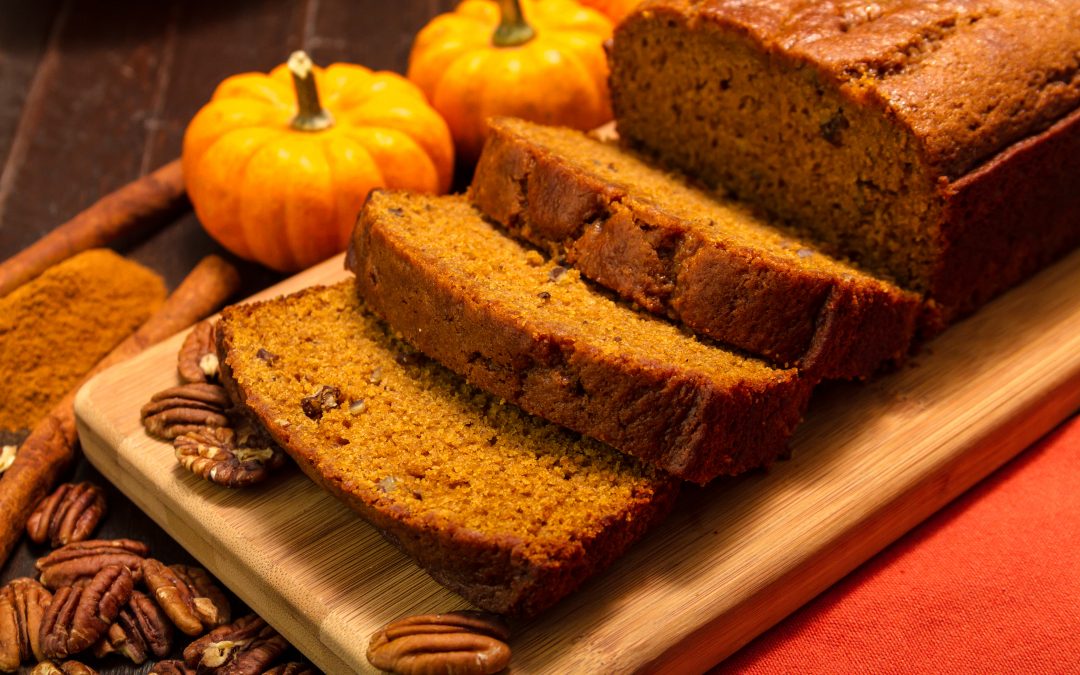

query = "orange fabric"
[[719, 413, 1080, 674]]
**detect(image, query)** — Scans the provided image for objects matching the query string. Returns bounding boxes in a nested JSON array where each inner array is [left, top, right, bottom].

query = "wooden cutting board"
[[75, 249, 1080, 674]]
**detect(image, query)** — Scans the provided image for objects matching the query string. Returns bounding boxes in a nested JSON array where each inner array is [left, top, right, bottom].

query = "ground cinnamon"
[[0, 249, 166, 434], [0, 160, 186, 299], [0, 255, 240, 566]]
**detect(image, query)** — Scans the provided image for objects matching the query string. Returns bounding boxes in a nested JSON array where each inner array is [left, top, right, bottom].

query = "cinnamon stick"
[[0, 159, 187, 299], [0, 255, 239, 565]]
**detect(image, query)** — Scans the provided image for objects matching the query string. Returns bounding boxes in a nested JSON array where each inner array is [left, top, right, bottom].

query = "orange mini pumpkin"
[[183, 51, 454, 272], [408, 0, 613, 162], [578, 0, 642, 22]]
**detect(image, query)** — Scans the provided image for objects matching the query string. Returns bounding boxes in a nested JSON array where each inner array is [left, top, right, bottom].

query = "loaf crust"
[[349, 191, 813, 484], [217, 283, 679, 617], [930, 105, 1080, 322], [611, 0, 1080, 327], [665, 0, 1080, 179], [469, 117, 920, 379]]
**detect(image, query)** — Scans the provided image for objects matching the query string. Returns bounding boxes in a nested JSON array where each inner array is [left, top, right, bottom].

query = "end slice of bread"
[[217, 282, 678, 617]]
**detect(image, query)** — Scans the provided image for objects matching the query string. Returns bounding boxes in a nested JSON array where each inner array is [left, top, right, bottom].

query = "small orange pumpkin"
[[578, 0, 643, 22], [408, 0, 613, 162], [183, 51, 454, 272]]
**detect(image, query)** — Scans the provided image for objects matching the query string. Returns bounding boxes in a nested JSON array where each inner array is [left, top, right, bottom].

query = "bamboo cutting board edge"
[[643, 366, 1080, 674], [74, 249, 1080, 673]]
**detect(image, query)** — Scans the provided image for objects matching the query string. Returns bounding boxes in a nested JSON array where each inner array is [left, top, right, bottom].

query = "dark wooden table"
[[0, 1, 456, 671]]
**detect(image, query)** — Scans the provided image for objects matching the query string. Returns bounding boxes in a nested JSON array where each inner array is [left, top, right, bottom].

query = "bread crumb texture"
[[220, 282, 673, 557]]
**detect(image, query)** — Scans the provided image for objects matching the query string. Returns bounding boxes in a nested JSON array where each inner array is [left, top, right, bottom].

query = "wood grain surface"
[[74, 247, 1080, 674]]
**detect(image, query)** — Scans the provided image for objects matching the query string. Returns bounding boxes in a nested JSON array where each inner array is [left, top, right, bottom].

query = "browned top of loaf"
[[639, 0, 1080, 178]]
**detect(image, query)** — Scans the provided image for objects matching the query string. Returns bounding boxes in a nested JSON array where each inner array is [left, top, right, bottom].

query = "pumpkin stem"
[[493, 0, 536, 48], [288, 51, 334, 132]]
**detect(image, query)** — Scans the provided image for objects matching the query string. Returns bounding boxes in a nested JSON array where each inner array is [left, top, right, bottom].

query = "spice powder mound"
[[0, 249, 166, 432]]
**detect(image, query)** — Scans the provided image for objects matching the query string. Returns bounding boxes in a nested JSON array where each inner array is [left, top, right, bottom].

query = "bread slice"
[[609, 0, 1080, 329], [469, 117, 920, 380], [217, 282, 678, 617], [348, 191, 813, 484]]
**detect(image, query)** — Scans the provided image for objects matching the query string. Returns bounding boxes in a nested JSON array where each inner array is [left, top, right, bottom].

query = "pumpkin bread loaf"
[[610, 0, 1080, 329], [348, 191, 813, 484], [217, 282, 679, 617], [470, 117, 920, 379]]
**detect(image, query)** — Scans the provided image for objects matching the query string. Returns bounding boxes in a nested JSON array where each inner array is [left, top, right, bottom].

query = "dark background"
[[0, 1, 457, 671]]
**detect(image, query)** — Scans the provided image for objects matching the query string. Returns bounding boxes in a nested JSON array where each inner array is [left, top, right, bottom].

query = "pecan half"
[[262, 664, 318, 675], [40, 565, 134, 659], [300, 385, 342, 421], [26, 482, 107, 547], [366, 611, 511, 675], [30, 661, 98, 675], [179, 321, 220, 383], [0, 577, 52, 671], [143, 559, 230, 636], [141, 383, 231, 440], [182, 614, 289, 674], [256, 348, 279, 366], [149, 660, 195, 675], [36, 539, 148, 590], [92, 590, 172, 664], [174, 426, 286, 488]]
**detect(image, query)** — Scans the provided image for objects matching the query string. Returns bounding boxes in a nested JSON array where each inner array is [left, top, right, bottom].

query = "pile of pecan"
[[0, 480, 317, 674], [141, 321, 288, 488]]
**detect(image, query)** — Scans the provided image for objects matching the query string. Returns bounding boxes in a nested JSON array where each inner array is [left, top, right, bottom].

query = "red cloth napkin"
[[719, 413, 1080, 673]]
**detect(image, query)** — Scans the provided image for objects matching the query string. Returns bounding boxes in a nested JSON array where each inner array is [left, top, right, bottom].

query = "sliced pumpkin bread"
[[469, 117, 920, 379], [348, 191, 813, 484], [217, 282, 679, 617], [609, 1, 1080, 329]]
